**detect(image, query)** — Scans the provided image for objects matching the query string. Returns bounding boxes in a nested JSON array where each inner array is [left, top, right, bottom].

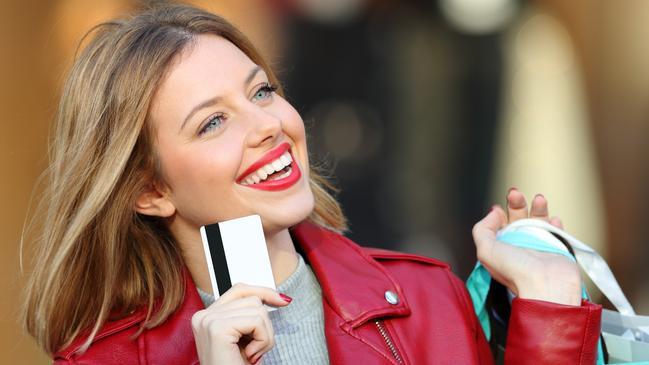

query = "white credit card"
[[199, 215, 276, 305]]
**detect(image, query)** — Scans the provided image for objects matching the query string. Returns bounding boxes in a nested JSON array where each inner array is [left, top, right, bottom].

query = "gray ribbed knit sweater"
[[197, 254, 329, 364]]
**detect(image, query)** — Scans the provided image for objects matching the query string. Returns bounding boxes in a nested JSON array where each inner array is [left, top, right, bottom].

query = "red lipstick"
[[237, 142, 302, 191]]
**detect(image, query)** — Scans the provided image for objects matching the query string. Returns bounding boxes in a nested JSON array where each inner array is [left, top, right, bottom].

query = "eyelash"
[[198, 113, 225, 136], [253, 83, 278, 101], [197, 83, 278, 136]]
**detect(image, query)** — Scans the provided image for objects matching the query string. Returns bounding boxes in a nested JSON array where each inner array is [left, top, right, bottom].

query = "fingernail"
[[508, 187, 517, 194], [251, 355, 261, 365], [279, 293, 293, 303], [534, 193, 544, 199]]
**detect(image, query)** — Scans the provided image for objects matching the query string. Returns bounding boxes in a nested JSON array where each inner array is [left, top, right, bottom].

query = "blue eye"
[[252, 83, 277, 102], [198, 113, 225, 136]]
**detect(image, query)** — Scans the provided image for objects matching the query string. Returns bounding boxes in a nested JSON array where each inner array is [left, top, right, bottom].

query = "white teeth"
[[242, 150, 295, 185], [271, 160, 283, 171]]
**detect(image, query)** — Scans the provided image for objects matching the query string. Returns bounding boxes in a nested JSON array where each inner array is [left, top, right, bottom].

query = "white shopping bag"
[[601, 309, 649, 363], [500, 219, 649, 364]]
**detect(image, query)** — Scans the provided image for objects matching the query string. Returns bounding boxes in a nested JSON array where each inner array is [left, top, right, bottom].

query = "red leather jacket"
[[54, 222, 602, 364]]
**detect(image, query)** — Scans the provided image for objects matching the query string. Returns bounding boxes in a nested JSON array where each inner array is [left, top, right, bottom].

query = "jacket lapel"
[[291, 222, 410, 325], [292, 223, 412, 364]]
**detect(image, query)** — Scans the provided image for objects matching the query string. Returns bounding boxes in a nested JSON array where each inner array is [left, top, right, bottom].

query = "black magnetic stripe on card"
[[204, 223, 232, 295]]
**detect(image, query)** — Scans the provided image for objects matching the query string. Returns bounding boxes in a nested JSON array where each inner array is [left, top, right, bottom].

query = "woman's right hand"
[[191, 283, 292, 365]]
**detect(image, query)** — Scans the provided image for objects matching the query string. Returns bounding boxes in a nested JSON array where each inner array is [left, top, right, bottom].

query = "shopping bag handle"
[[467, 219, 609, 364], [502, 219, 636, 317]]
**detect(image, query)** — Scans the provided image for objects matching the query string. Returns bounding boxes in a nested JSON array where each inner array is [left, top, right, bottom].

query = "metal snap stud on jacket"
[[54, 222, 604, 365], [385, 290, 399, 305]]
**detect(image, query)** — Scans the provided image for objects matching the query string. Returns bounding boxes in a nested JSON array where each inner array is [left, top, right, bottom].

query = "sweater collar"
[[291, 222, 411, 328]]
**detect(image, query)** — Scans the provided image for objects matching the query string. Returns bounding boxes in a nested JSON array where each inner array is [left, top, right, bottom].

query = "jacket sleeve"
[[450, 271, 602, 365], [502, 297, 601, 365]]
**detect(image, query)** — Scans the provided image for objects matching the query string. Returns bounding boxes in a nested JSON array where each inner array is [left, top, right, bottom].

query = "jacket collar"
[[291, 222, 411, 328], [56, 222, 409, 358], [55, 268, 203, 360]]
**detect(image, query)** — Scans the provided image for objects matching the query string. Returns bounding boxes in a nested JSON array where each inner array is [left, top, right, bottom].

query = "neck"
[[265, 228, 299, 286], [172, 219, 299, 295]]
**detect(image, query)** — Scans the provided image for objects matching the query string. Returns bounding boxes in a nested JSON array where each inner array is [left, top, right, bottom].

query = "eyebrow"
[[179, 65, 263, 132]]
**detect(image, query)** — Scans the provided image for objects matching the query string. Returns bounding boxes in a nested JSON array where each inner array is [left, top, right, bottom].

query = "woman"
[[23, 4, 601, 365]]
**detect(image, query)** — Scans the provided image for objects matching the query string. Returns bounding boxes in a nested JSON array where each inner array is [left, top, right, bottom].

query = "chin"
[[259, 191, 314, 234]]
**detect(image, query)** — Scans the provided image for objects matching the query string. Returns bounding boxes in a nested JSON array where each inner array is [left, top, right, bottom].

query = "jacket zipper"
[[375, 320, 403, 364]]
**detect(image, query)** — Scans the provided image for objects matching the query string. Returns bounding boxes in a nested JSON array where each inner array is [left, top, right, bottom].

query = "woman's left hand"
[[472, 188, 582, 306]]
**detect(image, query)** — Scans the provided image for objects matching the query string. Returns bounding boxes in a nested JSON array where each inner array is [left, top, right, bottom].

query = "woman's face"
[[148, 34, 314, 235]]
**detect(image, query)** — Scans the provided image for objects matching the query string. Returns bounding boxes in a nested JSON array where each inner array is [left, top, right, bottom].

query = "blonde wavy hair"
[[23, 4, 347, 355]]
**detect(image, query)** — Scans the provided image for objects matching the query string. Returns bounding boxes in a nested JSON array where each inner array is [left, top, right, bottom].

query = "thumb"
[[472, 205, 507, 239], [472, 205, 519, 290]]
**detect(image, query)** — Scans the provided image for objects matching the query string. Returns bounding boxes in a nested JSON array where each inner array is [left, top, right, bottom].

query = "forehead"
[[149, 34, 260, 126], [163, 34, 257, 92]]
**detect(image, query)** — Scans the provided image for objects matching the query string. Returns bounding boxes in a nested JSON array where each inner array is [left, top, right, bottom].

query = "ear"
[[135, 181, 176, 218]]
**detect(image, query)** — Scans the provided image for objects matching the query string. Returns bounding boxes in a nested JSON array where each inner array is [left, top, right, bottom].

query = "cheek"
[[288, 112, 310, 173], [288, 112, 306, 140], [158, 138, 242, 199], [276, 101, 308, 158]]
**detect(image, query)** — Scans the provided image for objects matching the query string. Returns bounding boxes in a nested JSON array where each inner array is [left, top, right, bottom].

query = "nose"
[[244, 105, 283, 147]]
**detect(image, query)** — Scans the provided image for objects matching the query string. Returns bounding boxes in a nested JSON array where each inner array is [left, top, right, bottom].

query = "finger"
[[245, 347, 265, 365], [191, 309, 209, 333], [214, 295, 269, 312], [216, 315, 272, 351], [249, 353, 263, 365], [216, 304, 275, 350], [241, 347, 262, 365], [506, 188, 528, 222], [192, 310, 273, 358], [245, 339, 270, 365], [191, 306, 274, 365], [549, 216, 564, 229], [529, 194, 549, 221], [238, 315, 275, 360], [216, 283, 291, 308], [474, 205, 508, 235], [472, 205, 507, 254]]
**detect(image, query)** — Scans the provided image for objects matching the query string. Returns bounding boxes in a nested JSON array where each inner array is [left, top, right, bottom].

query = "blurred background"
[[2, 0, 648, 362]]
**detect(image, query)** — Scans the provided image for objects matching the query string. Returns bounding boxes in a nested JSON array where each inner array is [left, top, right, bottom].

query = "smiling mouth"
[[240, 151, 293, 185]]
